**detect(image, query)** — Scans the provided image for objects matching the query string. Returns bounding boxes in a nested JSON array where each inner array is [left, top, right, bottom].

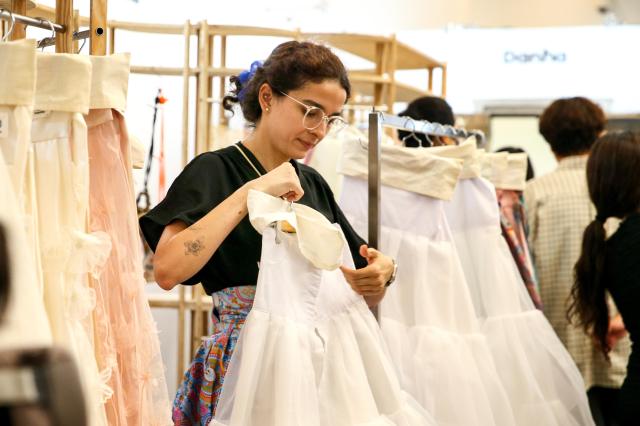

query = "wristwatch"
[[385, 259, 398, 287]]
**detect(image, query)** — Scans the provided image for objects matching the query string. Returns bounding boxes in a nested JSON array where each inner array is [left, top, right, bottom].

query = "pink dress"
[[86, 108, 170, 425]]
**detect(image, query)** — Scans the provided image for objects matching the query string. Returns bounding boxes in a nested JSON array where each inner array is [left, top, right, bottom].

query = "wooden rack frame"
[[105, 19, 204, 386], [0, 1, 105, 54], [301, 32, 447, 111], [194, 27, 447, 151]]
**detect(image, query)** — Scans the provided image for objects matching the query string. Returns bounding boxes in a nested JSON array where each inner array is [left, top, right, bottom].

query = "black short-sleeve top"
[[605, 213, 640, 375], [139, 142, 367, 295]]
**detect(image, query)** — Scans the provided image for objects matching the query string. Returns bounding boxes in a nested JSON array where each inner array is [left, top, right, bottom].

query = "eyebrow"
[[302, 99, 343, 117]]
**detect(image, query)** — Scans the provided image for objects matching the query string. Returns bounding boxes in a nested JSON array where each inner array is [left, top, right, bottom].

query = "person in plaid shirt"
[[524, 97, 631, 426]]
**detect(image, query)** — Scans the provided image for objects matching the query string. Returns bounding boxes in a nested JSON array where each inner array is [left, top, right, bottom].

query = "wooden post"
[[373, 41, 388, 109], [441, 63, 447, 98], [55, 0, 73, 53], [177, 285, 186, 386], [108, 26, 115, 54], [90, 0, 107, 55], [427, 67, 434, 93], [195, 21, 210, 156], [9, 0, 27, 40], [219, 35, 227, 125], [73, 9, 79, 52], [190, 22, 211, 355], [206, 33, 214, 150], [176, 20, 193, 383], [386, 35, 398, 114], [181, 20, 192, 167]]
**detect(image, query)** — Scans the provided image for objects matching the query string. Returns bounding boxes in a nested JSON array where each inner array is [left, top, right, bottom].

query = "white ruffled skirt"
[[340, 177, 516, 426], [212, 227, 435, 426], [444, 178, 594, 426]]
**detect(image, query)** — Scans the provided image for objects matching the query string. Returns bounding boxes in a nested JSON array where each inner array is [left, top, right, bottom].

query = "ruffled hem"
[[210, 394, 433, 426], [380, 318, 516, 426], [212, 304, 434, 426], [481, 310, 594, 426]]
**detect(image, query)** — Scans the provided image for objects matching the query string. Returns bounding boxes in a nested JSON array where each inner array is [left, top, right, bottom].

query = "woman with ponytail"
[[569, 131, 640, 425]]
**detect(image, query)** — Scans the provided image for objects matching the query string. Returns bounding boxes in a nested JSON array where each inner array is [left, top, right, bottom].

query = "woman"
[[568, 131, 640, 425], [139, 41, 396, 425]]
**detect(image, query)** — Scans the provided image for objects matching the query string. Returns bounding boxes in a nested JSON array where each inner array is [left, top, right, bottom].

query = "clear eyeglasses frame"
[[278, 91, 348, 133]]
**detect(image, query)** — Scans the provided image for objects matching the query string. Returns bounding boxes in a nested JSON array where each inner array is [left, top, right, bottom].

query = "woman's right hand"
[[247, 162, 304, 202]]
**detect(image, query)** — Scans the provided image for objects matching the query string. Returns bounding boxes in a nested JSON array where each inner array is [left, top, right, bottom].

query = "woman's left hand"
[[340, 245, 394, 298]]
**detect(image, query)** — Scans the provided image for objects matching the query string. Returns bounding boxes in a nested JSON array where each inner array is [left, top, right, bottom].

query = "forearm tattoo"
[[184, 238, 205, 256]]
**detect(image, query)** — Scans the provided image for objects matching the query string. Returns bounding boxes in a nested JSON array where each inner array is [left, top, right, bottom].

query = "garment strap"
[[234, 143, 263, 177]]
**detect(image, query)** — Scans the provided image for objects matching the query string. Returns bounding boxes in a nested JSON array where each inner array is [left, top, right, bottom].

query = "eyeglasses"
[[278, 91, 347, 133]]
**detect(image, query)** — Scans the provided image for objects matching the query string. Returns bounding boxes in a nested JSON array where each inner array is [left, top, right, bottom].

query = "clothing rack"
[[0, 0, 106, 54], [0, 9, 66, 32], [366, 111, 484, 318], [367, 111, 485, 249]]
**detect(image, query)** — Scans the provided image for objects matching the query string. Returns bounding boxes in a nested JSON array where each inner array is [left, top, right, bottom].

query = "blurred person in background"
[[524, 97, 630, 426], [397, 96, 456, 146], [568, 131, 640, 426]]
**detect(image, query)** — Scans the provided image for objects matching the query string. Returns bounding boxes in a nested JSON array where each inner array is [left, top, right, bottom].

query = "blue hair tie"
[[237, 60, 263, 101]]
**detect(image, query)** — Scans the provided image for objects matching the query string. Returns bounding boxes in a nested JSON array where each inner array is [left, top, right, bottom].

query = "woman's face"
[[263, 80, 347, 160]]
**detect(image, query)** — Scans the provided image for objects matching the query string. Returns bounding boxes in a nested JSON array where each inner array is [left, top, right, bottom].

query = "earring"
[[265, 107, 270, 112]]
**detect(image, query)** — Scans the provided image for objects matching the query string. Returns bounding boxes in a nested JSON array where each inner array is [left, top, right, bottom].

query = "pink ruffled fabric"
[[86, 109, 171, 425]]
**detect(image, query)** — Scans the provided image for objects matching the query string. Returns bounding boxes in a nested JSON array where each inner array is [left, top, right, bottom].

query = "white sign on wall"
[[399, 25, 640, 114]]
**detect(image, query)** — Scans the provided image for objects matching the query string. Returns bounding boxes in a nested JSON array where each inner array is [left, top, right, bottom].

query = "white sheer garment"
[[442, 162, 595, 426], [211, 190, 435, 426], [0, 40, 51, 350], [31, 53, 111, 426], [0, 39, 48, 329], [338, 140, 515, 426]]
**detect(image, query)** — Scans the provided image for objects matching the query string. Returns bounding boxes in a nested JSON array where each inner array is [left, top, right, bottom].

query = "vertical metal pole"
[[368, 111, 382, 320]]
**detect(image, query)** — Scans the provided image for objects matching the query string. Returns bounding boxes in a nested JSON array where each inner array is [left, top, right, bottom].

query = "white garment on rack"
[[0, 38, 45, 298], [440, 144, 594, 426], [0, 39, 51, 349], [338, 140, 515, 426], [32, 53, 111, 426], [480, 151, 528, 191], [212, 190, 435, 426]]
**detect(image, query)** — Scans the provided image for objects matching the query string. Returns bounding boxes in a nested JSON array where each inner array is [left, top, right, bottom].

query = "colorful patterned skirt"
[[172, 286, 256, 426]]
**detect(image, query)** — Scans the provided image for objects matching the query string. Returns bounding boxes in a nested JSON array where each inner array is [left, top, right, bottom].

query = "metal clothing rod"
[[37, 29, 89, 49], [0, 9, 66, 33], [376, 111, 485, 145]]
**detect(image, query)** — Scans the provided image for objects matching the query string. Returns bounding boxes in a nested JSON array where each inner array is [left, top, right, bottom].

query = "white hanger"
[[1, 9, 15, 42]]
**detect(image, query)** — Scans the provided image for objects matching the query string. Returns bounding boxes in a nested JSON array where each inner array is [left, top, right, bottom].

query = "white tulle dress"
[[437, 142, 595, 426], [338, 141, 516, 426], [211, 190, 435, 426]]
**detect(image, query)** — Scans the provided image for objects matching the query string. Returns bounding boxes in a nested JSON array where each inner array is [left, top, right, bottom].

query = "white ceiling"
[[329, 0, 640, 30], [35, 0, 640, 31]]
